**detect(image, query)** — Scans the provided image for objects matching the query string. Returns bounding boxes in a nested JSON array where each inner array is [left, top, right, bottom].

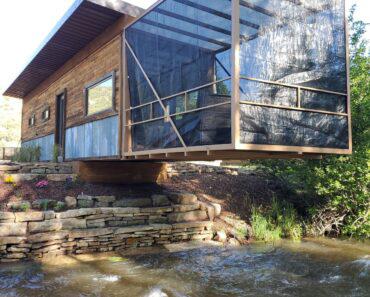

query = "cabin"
[[3, 0, 351, 166]]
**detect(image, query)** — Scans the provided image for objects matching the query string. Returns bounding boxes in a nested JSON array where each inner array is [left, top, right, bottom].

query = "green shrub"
[[54, 201, 66, 212], [251, 207, 282, 242], [11, 146, 41, 163]]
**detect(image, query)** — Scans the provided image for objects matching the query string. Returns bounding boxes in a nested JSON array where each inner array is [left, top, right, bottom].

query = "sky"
[[0, 0, 369, 97]]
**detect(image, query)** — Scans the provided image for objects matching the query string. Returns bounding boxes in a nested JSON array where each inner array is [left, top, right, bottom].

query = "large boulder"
[[168, 210, 208, 223], [167, 192, 198, 205]]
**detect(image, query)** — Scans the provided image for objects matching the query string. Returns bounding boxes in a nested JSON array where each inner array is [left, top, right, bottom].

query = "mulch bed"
[[0, 171, 285, 214]]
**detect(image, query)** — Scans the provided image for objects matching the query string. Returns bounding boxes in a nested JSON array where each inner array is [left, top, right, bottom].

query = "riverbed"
[[0, 238, 369, 297]]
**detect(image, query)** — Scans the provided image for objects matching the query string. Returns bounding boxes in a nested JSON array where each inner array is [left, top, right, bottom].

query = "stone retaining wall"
[[167, 162, 240, 177], [0, 193, 219, 262]]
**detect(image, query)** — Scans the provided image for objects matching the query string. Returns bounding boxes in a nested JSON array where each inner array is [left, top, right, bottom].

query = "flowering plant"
[[35, 180, 48, 188]]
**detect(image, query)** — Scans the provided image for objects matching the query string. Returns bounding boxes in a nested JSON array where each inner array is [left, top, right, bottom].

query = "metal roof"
[[3, 0, 143, 98]]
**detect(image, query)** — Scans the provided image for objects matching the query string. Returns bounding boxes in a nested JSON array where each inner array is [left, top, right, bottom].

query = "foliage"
[[250, 7, 370, 239], [10, 202, 31, 212], [53, 145, 59, 163], [251, 198, 302, 242], [54, 201, 66, 212], [11, 146, 41, 163]]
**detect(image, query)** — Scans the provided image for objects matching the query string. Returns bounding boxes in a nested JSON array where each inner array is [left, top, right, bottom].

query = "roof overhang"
[[3, 0, 144, 98]]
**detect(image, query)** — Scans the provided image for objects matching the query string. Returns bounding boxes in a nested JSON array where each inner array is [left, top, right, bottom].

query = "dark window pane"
[[153, 102, 164, 118], [127, 49, 157, 107], [164, 95, 185, 115], [239, 79, 297, 107], [301, 90, 347, 113], [239, 0, 347, 93], [131, 105, 151, 123], [240, 105, 349, 149], [132, 119, 182, 151], [126, 0, 232, 100], [173, 104, 231, 146]]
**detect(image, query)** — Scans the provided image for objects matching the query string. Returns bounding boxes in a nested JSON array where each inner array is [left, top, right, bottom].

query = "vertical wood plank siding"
[[65, 116, 119, 159], [22, 134, 55, 161]]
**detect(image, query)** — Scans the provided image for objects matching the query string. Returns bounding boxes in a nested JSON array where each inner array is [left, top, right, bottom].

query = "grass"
[[251, 197, 302, 242], [11, 146, 41, 163]]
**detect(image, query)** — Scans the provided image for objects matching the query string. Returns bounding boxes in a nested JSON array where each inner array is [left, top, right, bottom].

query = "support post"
[[231, 0, 241, 148]]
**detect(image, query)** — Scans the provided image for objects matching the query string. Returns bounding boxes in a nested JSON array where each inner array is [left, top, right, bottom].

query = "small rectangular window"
[[85, 72, 115, 116], [41, 107, 50, 121], [28, 114, 36, 127]]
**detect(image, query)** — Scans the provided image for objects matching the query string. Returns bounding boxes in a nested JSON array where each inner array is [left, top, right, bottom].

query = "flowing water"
[[0, 238, 369, 297]]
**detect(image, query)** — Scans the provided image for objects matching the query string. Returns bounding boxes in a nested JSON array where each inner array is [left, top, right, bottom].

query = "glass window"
[[28, 114, 36, 127], [41, 107, 50, 121], [86, 74, 114, 116]]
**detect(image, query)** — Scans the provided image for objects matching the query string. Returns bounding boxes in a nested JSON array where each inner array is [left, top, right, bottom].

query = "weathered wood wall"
[[65, 116, 119, 159], [22, 134, 55, 161]]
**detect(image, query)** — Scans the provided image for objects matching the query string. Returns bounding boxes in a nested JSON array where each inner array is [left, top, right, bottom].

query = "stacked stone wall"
[[0, 192, 219, 262]]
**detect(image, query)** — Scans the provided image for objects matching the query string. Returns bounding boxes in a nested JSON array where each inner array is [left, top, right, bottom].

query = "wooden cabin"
[[4, 0, 351, 164]]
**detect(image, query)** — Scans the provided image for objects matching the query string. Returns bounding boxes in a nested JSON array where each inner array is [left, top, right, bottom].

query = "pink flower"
[[35, 180, 48, 188]]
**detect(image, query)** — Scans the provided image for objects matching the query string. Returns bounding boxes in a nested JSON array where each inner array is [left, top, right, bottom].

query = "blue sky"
[[0, 0, 369, 97]]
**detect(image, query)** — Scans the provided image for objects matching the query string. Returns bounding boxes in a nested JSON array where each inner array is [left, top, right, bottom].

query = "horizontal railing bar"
[[239, 100, 348, 117], [240, 76, 348, 96], [126, 101, 231, 127], [126, 77, 231, 111]]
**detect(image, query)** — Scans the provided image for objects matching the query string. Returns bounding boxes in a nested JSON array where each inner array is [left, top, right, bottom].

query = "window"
[[41, 107, 50, 121], [28, 114, 36, 127], [85, 72, 115, 116]]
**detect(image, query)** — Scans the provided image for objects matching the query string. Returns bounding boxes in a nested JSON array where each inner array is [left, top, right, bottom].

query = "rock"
[[5, 174, 39, 182], [199, 202, 216, 221], [167, 192, 198, 205], [210, 203, 222, 217], [168, 210, 208, 223], [95, 196, 115, 204], [115, 225, 154, 234], [27, 231, 68, 243], [47, 174, 76, 182], [0, 223, 27, 236], [28, 219, 62, 233], [77, 194, 94, 208], [44, 211, 56, 220], [172, 204, 200, 212], [31, 168, 46, 174], [172, 221, 213, 230], [0, 164, 21, 172], [87, 219, 106, 228], [69, 228, 114, 239], [61, 218, 86, 230], [0, 237, 26, 245], [113, 198, 152, 208], [5, 253, 26, 259], [15, 211, 44, 222], [7, 246, 30, 253], [140, 207, 173, 214], [58, 208, 97, 219], [227, 238, 241, 247], [0, 212, 15, 221], [214, 230, 227, 243], [64, 196, 77, 209], [107, 207, 140, 215], [151, 195, 170, 207]]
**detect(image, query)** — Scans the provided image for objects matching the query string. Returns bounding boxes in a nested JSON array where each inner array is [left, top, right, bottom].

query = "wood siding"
[[22, 134, 55, 161], [20, 15, 136, 144]]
